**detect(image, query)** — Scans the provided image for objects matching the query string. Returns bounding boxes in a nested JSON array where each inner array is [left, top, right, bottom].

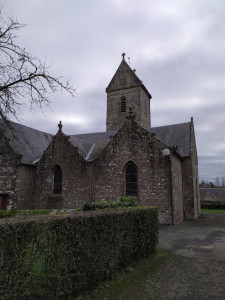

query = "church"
[[0, 54, 200, 224]]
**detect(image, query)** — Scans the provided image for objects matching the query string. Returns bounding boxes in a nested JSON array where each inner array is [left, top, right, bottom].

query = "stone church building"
[[0, 55, 200, 224]]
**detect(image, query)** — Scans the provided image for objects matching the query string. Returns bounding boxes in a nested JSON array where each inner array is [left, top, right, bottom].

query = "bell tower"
[[106, 54, 152, 131]]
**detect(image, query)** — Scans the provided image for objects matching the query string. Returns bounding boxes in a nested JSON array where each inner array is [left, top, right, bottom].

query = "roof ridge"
[[70, 130, 117, 136], [151, 121, 190, 130]]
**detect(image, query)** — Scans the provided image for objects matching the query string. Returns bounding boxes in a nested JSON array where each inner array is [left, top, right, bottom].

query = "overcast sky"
[[2, 0, 225, 183]]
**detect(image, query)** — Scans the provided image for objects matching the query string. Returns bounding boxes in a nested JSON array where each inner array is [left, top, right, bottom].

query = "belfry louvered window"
[[53, 165, 62, 194], [126, 162, 138, 196], [120, 96, 126, 113]]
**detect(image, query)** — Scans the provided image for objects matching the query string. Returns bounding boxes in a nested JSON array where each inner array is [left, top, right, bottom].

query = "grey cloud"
[[3, 0, 225, 182]]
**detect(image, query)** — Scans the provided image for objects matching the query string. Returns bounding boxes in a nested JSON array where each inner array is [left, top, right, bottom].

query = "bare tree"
[[0, 11, 76, 123]]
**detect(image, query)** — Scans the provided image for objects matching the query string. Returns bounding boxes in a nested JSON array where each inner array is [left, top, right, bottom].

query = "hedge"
[[0, 207, 158, 299], [82, 196, 137, 211], [0, 209, 52, 218]]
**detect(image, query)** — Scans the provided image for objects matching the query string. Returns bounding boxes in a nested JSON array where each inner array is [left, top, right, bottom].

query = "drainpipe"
[[30, 167, 35, 209], [89, 164, 93, 202]]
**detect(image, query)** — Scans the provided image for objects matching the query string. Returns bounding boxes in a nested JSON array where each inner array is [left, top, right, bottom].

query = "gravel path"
[[89, 213, 225, 300], [122, 255, 225, 300]]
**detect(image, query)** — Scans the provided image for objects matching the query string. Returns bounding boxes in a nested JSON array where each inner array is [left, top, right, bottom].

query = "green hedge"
[[82, 196, 137, 211], [0, 209, 52, 218], [0, 207, 158, 299]]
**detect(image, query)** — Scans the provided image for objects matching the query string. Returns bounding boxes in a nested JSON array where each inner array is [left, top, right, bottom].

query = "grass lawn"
[[75, 249, 169, 300]]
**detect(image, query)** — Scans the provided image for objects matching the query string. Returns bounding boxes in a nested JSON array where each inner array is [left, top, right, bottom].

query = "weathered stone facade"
[[91, 121, 173, 223], [0, 55, 200, 224], [33, 129, 90, 209], [0, 133, 17, 209], [106, 57, 151, 131], [182, 119, 200, 219]]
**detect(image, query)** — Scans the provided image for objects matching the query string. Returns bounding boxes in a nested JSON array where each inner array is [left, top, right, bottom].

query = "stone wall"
[[182, 119, 200, 219], [171, 154, 184, 224], [0, 134, 17, 209], [0, 137, 36, 209], [106, 86, 150, 131], [1, 117, 189, 224], [15, 165, 33, 209], [30, 120, 184, 224], [92, 120, 179, 224], [182, 158, 194, 218], [32, 130, 90, 209], [190, 118, 200, 216]]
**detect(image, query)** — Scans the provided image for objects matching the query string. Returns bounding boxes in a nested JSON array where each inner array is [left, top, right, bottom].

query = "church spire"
[[106, 55, 152, 131], [106, 54, 150, 98]]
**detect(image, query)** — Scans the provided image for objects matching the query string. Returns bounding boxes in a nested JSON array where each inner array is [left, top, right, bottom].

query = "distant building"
[[200, 188, 225, 208], [0, 55, 200, 224]]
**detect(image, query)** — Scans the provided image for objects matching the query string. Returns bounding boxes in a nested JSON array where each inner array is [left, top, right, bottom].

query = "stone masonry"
[[0, 54, 200, 224]]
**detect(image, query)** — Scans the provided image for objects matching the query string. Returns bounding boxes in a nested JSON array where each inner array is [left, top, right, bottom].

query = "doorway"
[[0, 194, 8, 210]]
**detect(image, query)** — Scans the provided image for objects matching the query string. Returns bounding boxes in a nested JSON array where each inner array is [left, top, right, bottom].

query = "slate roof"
[[106, 58, 151, 98], [69, 131, 117, 160], [0, 120, 53, 165], [149, 122, 191, 157], [69, 122, 191, 160], [0, 119, 191, 164]]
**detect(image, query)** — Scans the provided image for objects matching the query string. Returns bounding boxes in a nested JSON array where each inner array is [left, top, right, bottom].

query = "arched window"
[[120, 96, 126, 113], [126, 162, 138, 196], [53, 165, 62, 194]]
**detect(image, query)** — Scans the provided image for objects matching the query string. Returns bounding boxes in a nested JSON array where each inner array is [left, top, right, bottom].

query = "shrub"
[[0, 207, 158, 299], [82, 197, 137, 211], [118, 196, 137, 207]]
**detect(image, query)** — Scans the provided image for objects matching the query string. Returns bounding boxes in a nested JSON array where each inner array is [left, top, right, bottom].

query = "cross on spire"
[[122, 53, 126, 60], [58, 120, 63, 131]]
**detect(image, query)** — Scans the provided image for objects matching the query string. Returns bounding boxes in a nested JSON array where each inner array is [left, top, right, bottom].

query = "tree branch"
[[0, 10, 76, 122]]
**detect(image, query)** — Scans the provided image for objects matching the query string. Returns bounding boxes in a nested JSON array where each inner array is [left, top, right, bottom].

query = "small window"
[[53, 165, 62, 194], [120, 96, 126, 113], [126, 162, 138, 196]]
